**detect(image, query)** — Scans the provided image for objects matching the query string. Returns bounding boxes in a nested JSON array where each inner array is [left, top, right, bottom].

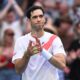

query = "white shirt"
[[12, 32, 66, 80]]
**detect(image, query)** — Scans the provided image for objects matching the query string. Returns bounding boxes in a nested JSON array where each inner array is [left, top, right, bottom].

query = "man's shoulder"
[[45, 32, 62, 44], [45, 31, 58, 38]]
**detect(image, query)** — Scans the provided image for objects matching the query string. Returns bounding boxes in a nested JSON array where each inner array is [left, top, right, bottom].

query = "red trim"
[[42, 35, 57, 50]]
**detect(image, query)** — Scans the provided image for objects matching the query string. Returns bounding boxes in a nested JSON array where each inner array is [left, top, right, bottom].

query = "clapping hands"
[[27, 35, 42, 56]]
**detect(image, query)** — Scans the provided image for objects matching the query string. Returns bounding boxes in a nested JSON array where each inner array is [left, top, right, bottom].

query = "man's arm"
[[41, 36, 66, 70], [50, 36, 66, 70], [13, 40, 32, 74], [41, 49, 66, 70], [49, 53, 66, 70], [14, 51, 31, 74], [13, 39, 41, 74]]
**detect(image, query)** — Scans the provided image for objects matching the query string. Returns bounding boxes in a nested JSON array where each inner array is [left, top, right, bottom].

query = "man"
[[12, 6, 66, 80]]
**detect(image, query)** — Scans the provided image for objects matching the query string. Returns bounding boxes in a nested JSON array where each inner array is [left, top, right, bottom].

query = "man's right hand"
[[26, 36, 42, 56]]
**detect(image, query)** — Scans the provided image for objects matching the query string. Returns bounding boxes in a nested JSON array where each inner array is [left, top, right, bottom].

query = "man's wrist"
[[24, 51, 31, 59], [41, 49, 52, 60]]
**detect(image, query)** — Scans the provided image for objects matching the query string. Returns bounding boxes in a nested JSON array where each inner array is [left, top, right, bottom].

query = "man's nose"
[[37, 17, 41, 21]]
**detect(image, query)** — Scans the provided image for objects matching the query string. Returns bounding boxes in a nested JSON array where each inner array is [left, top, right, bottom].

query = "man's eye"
[[32, 16, 37, 19], [39, 15, 43, 18], [32, 15, 44, 19]]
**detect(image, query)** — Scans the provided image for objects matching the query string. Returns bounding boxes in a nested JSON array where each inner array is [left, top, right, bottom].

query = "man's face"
[[6, 11, 15, 23], [30, 9, 45, 31], [58, 22, 72, 37], [60, 22, 71, 32]]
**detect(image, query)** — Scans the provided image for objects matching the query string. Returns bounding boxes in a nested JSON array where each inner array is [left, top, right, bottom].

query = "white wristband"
[[41, 49, 52, 60]]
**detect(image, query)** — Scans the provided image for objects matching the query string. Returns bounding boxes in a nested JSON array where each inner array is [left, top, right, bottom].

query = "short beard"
[[32, 25, 43, 31]]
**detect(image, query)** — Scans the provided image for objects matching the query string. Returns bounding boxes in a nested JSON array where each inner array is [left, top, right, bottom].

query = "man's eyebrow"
[[32, 14, 44, 18]]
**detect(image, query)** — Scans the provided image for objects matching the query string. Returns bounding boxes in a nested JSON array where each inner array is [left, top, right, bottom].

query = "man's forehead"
[[31, 9, 43, 16]]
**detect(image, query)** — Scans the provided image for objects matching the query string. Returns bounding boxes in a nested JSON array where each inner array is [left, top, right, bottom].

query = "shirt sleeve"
[[12, 38, 25, 64], [52, 36, 66, 56]]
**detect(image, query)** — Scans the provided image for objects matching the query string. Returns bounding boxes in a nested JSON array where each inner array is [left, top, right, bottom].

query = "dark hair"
[[7, 7, 14, 13], [54, 16, 72, 28], [26, 6, 44, 19]]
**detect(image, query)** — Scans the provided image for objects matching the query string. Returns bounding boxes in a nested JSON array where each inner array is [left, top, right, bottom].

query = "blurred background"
[[0, 0, 80, 80]]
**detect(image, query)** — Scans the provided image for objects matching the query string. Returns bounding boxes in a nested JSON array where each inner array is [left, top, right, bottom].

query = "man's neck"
[[31, 30, 44, 38]]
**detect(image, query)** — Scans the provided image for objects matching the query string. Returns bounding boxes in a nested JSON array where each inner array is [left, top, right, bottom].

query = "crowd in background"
[[0, 0, 80, 80]]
